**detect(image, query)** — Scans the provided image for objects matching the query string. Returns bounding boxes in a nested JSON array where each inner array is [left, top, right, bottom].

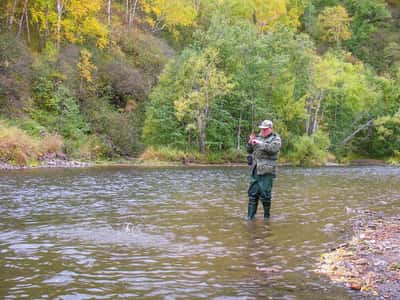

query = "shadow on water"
[[1, 166, 399, 299]]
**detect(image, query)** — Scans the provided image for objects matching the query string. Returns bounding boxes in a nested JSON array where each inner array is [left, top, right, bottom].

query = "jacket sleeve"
[[259, 135, 281, 154]]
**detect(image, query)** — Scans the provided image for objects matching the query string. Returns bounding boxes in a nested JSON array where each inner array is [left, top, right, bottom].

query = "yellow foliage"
[[218, 0, 305, 32], [142, 0, 196, 32], [30, 0, 108, 49], [77, 49, 96, 84], [318, 5, 352, 46], [253, 0, 287, 31]]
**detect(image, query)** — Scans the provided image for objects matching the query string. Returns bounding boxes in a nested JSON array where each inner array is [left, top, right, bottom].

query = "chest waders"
[[247, 169, 274, 220]]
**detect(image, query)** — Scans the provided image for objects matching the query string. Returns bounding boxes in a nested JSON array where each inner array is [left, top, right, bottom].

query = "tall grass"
[[0, 122, 68, 165], [139, 146, 246, 164], [0, 122, 39, 165], [40, 134, 64, 154]]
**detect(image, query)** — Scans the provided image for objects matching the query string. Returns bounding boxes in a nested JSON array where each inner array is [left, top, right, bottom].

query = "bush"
[[370, 112, 400, 157], [139, 146, 191, 162], [0, 33, 33, 115], [82, 97, 142, 157], [387, 150, 400, 165], [0, 122, 39, 165], [64, 134, 110, 160], [31, 84, 89, 142], [289, 132, 331, 166], [40, 134, 64, 155], [139, 146, 246, 164]]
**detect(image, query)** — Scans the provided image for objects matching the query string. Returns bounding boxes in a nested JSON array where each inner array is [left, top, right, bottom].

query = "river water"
[[1, 166, 400, 299]]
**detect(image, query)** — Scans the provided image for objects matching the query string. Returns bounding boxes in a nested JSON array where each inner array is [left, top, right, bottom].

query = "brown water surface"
[[1, 166, 400, 299]]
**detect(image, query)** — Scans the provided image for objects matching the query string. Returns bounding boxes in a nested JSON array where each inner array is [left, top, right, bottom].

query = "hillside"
[[1, 0, 400, 166]]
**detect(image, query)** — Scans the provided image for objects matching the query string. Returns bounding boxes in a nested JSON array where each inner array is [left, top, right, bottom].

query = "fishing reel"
[[246, 155, 253, 166]]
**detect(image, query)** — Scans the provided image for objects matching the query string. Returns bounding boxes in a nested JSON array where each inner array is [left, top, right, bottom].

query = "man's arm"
[[258, 136, 281, 154]]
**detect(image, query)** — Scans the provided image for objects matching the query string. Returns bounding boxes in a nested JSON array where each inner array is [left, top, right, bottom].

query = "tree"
[[303, 51, 378, 151], [142, 0, 196, 35], [77, 49, 96, 96], [344, 0, 392, 72], [30, 0, 108, 50], [174, 47, 233, 153], [318, 5, 351, 47]]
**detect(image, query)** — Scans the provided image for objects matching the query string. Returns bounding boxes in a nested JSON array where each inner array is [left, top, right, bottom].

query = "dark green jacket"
[[247, 133, 281, 175]]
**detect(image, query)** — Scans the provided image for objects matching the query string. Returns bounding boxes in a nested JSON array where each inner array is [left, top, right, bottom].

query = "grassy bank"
[[138, 146, 247, 164], [0, 121, 64, 166], [0, 121, 396, 168]]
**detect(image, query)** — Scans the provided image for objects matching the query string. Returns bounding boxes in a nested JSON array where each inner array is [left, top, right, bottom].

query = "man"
[[246, 119, 281, 220]]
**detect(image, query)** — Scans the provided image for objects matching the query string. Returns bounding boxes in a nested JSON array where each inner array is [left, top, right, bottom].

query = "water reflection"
[[1, 166, 399, 299]]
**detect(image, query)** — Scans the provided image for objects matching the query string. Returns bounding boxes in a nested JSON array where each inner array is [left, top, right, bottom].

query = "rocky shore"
[[0, 158, 92, 170], [316, 211, 400, 299]]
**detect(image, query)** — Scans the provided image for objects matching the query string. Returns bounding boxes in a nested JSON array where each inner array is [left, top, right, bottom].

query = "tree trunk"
[[56, 0, 63, 50], [128, 0, 139, 28], [193, 0, 201, 12], [107, 0, 111, 27], [197, 113, 206, 154], [305, 96, 312, 135], [125, 0, 129, 26], [44, 5, 49, 47], [8, 0, 18, 30], [340, 119, 374, 145], [237, 110, 242, 151], [17, 0, 29, 38], [25, 7, 30, 43], [311, 91, 323, 135]]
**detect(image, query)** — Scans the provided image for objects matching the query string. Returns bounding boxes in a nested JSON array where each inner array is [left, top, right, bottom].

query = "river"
[[1, 166, 400, 299]]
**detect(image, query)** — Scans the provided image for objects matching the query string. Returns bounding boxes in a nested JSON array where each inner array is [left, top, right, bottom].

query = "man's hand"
[[250, 134, 261, 145], [248, 133, 256, 144]]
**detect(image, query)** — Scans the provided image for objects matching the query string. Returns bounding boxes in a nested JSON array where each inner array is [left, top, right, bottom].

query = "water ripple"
[[1, 166, 398, 299]]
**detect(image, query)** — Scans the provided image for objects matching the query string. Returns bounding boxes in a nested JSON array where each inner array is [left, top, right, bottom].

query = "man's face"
[[260, 127, 273, 137]]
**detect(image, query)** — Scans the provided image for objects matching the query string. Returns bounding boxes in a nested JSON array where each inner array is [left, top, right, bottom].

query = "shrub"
[[0, 33, 33, 115], [40, 134, 64, 155], [139, 146, 246, 164], [64, 135, 111, 161], [139, 146, 190, 162], [371, 112, 400, 157], [0, 122, 39, 165], [289, 132, 331, 166], [11, 118, 46, 137], [82, 97, 142, 157], [387, 150, 400, 165]]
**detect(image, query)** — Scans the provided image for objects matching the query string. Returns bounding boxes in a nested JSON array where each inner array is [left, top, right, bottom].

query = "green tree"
[[174, 47, 233, 153]]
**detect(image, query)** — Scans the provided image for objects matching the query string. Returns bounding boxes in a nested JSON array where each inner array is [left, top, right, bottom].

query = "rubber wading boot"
[[246, 199, 258, 221], [261, 198, 271, 220]]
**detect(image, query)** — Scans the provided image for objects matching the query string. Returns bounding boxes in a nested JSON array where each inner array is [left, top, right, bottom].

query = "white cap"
[[258, 120, 273, 129]]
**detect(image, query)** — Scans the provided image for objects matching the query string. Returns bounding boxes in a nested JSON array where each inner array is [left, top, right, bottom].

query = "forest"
[[1, 0, 400, 166]]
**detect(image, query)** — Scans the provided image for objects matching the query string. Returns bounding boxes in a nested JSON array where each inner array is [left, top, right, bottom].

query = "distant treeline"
[[1, 0, 400, 166]]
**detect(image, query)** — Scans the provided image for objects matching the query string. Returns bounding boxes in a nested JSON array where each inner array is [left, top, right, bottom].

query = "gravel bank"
[[316, 211, 400, 299]]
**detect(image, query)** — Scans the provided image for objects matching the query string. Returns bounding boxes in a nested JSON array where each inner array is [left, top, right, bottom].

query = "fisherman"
[[246, 119, 281, 220]]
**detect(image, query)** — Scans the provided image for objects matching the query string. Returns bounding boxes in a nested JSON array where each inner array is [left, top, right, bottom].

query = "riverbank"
[[0, 157, 390, 171], [316, 211, 400, 298], [0, 158, 92, 170]]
